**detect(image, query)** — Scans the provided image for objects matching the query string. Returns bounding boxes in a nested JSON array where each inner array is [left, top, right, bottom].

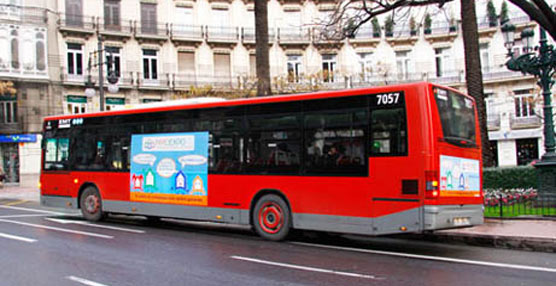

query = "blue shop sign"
[[0, 134, 37, 143]]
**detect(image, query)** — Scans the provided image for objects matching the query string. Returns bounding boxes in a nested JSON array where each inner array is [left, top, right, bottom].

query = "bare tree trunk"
[[255, 0, 271, 97], [460, 0, 494, 167]]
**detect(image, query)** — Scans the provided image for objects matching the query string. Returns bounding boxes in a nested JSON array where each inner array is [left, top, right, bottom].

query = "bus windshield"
[[434, 87, 477, 147]]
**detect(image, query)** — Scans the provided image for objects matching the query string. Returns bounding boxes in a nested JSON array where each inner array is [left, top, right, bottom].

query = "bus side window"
[[44, 137, 70, 170], [370, 108, 407, 156]]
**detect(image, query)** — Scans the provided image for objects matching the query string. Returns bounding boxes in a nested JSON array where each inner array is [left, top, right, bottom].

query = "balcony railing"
[[98, 17, 134, 35], [58, 14, 96, 31], [277, 27, 310, 43], [242, 27, 275, 43], [170, 24, 203, 40], [0, 60, 48, 78], [487, 113, 501, 130], [135, 22, 169, 39], [137, 73, 171, 89], [510, 114, 542, 129], [0, 4, 46, 25], [206, 26, 239, 43]]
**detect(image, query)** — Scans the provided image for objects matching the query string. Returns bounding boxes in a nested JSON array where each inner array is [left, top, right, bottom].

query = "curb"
[[418, 232, 556, 253]]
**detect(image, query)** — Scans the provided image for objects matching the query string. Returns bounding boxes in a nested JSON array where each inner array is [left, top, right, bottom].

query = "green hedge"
[[483, 166, 538, 189]]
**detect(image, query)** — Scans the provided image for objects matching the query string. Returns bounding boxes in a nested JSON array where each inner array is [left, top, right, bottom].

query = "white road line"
[[0, 205, 67, 215], [0, 214, 52, 219], [230, 256, 383, 280], [66, 276, 109, 286], [45, 218, 146, 234], [0, 219, 113, 239], [292, 242, 556, 273], [0, 232, 37, 243]]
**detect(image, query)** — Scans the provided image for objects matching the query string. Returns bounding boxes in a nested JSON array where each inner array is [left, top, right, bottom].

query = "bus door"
[[43, 136, 71, 196], [368, 90, 422, 234]]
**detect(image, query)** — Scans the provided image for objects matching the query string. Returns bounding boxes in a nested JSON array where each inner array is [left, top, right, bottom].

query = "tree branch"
[[508, 0, 556, 40]]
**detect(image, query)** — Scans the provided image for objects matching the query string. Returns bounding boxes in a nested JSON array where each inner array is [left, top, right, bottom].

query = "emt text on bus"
[[40, 82, 483, 241]]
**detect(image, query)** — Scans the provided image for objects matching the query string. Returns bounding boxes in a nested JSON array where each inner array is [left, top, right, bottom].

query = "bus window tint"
[[370, 108, 407, 156], [210, 118, 244, 174], [305, 109, 367, 175], [246, 114, 301, 174], [434, 88, 477, 146], [44, 138, 70, 170]]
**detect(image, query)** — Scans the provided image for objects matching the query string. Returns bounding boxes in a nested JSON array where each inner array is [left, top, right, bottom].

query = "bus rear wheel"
[[80, 186, 104, 222], [252, 194, 291, 241]]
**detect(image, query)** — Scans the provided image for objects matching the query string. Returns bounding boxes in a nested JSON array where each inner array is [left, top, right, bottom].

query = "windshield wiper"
[[442, 136, 478, 148]]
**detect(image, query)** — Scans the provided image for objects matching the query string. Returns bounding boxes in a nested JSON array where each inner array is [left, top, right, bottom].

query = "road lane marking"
[[0, 219, 113, 239], [0, 205, 67, 215], [66, 276, 109, 286], [292, 242, 556, 273], [0, 214, 52, 219], [45, 218, 146, 234], [3, 200, 28, 206], [230, 255, 383, 280], [0, 232, 37, 243]]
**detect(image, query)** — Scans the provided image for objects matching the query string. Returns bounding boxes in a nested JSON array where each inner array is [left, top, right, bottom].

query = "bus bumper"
[[424, 204, 483, 230], [40, 195, 78, 209]]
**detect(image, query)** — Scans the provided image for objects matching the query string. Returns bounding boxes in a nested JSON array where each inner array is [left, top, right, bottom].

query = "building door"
[[1, 143, 19, 183]]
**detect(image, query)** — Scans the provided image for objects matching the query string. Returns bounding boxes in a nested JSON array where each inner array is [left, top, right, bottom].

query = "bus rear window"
[[434, 88, 477, 147], [44, 138, 70, 170]]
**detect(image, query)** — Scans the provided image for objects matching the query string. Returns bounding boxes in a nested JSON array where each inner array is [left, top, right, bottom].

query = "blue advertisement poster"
[[439, 155, 481, 197], [129, 132, 209, 206]]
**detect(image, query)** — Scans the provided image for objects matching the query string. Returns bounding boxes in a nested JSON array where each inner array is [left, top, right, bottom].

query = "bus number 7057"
[[376, 93, 400, 105]]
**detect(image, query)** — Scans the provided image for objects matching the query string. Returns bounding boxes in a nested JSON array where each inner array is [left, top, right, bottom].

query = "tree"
[[0, 81, 17, 95], [487, 0, 498, 27], [254, 0, 271, 97], [500, 1, 510, 25]]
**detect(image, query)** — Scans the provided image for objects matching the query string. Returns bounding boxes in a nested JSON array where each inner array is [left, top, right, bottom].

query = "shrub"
[[487, 0, 498, 27], [483, 166, 538, 189]]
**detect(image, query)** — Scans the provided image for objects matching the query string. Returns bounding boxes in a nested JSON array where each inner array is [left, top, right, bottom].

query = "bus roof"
[[44, 82, 461, 121]]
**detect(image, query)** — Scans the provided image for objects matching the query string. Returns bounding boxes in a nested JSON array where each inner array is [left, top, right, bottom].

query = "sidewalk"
[[0, 185, 40, 202], [426, 219, 556, 252]]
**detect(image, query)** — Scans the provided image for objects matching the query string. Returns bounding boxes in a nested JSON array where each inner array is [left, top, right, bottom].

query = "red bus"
[[40, 82, 483, 241]]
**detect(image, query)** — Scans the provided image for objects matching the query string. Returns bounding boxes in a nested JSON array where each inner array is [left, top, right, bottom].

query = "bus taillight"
[[425, 170, 439, 199]]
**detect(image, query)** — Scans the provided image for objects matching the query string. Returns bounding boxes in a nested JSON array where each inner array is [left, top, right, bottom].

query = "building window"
[[480, 43, 490, 72], [140, 3, 157, 34], [214, 53, 231, 82], [249, 54, 256, 77], [142, 49, 158, 80], [104, 0, 121, 31], [516, 138, 539, 166], [65, 0, 83, 27], [322, 54, 336, 83], [178, 51, 195, 76], [489, 140, 498, 167], [66, 43, 83, 76], [10, 29, 18, 70], [175, 7, 193, 27], [36, 33, 46, 71], [105, 46, 120, 78], [514, 91, 535, 118], [287, 55, 302, 83], [0, 99, 17, 123], [212, 8, 230, 28], [396, 51, 410, 80], [434, 48, 450, 77], [358, 52, 373, 82], [66, 95, 87, 114]]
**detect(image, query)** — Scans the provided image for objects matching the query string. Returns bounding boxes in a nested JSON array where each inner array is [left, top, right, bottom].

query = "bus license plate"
[[453, 217, 470, 226]]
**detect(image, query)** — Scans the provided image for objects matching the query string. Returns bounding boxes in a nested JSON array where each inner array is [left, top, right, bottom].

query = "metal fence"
[[484, 189, 556, 218]]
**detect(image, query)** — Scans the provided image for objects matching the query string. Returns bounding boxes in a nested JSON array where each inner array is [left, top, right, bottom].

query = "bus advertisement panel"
[[130, 132, 209, 206]]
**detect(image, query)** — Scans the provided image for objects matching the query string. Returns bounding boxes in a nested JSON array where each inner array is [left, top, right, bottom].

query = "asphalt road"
[[0, 199, 555, 286]]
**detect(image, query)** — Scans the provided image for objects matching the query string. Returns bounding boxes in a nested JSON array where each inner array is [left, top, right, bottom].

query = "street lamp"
[[502, 23, 556, 194], [84, 34, 119, 111]]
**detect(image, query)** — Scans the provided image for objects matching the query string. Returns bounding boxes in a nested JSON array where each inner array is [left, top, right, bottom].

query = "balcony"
[[58, 14, 96, 38], [348, 28, 381, 48], [482, 67, 534, 83], [0, 60, 48, 80], [0, 4, 46, 25], [425, 23, 458, 43], [137, 73, 171, 90], [242, 27, 275, 47], [312, 28, 343, 50], [134, 22, 169, 43], [428, 70, 463, 85], [170, 24, 204, 46], [206, 26, 239, 47], [277, 27, 310, 47], [385, 26, 418, 46], [61, 71, 135, 89], [487, 113, 501, 131], [98, 18, 134, 41], [510, 114, 542, 129]]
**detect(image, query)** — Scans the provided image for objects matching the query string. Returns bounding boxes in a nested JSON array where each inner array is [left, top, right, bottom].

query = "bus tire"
[[252, 194, 291, 241], [80, 186, 104, 222]]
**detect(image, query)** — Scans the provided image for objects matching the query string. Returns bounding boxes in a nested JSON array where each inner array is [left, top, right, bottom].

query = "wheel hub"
[[258, 202, 284, 234]]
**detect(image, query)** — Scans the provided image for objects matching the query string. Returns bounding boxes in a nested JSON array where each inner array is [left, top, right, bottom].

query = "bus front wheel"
[[80, 186, 104, 221], [252, 194, 291, 241]]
